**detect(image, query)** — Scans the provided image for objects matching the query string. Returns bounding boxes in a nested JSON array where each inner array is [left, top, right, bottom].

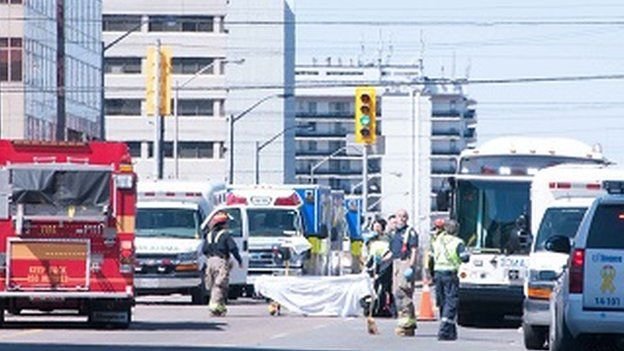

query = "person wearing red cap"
[[202, 211, 242, 316]]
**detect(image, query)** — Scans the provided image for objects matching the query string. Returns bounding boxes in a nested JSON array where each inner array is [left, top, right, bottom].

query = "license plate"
[[137, 278, 159, 288]]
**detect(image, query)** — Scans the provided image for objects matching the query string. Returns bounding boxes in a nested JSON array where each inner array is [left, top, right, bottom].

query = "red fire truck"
[[0, 140, 136, 328]]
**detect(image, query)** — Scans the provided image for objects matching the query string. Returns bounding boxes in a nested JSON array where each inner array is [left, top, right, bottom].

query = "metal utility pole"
[[56, 0, 66, 141], [153, 39, 164, 180], [173, 81, 179, 178]]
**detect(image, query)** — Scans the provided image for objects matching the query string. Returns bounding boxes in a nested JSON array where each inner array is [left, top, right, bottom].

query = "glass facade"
[[21, 0, 102, 140], [63, 0, 102, 138]]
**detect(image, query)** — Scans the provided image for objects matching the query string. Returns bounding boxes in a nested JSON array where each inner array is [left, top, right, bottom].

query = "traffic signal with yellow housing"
[[145, 46, 172, 116], [354, 86, 376, 144]]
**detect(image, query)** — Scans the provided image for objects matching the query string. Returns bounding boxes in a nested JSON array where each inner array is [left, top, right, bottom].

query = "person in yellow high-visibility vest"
[[363, 218, 394, 317], [428, 219, 470, 341]]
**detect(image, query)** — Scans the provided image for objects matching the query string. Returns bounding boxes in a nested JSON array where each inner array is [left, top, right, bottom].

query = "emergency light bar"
[[548, 182, 601, 190], [225, 192, 301, 207], [139, 191, 202, 198], [603, 181, 624, 195]]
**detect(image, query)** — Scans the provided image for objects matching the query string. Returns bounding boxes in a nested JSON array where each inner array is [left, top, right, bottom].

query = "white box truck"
[[134, 180, 237, 304], [523, 164, 624, 349]]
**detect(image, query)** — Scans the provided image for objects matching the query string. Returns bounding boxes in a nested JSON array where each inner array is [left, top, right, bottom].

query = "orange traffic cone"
[[417, 282, 436, 321]]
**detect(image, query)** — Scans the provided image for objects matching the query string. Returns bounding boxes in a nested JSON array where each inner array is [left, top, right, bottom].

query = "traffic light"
[[145, 46, 172, 116], [354, 86, 376, 144]]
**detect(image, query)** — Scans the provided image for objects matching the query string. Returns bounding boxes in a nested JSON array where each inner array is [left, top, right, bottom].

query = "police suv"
[[548, 180, 624, 351]]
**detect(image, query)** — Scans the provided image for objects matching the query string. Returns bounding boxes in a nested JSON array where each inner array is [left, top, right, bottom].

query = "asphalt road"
[[0, 295, 526, 351]]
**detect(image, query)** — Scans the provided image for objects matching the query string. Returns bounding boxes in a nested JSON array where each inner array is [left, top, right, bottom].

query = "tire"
[[550, 309, 579, 351], [523, 322, 548, 350], [191, 271, 209, 305]]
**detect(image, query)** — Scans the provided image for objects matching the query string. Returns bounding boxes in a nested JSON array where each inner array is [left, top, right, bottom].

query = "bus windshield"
[[456, 179, 530, 253]]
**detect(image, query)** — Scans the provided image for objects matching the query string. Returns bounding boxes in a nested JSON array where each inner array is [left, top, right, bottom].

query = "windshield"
[[456, 179, 530, 253], [534, 207, 586, 252], [459, 155, 605, 175], [248, 208, 299, 237], [136, 208, 200, 239], [11, 168, 110, 216]]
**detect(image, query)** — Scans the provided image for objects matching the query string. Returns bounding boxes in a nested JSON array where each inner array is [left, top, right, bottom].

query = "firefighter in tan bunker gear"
[[202, 211, 243, 316]]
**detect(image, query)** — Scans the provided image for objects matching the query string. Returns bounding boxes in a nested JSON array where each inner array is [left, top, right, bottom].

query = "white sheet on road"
[[254, 274, 373, 317]]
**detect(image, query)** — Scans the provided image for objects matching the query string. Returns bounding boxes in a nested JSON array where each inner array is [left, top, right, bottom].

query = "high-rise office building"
[[0, 0, 103, 140]]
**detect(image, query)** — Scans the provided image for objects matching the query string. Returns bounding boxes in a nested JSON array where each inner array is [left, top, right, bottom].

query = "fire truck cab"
[[0, 140, 136, 328]]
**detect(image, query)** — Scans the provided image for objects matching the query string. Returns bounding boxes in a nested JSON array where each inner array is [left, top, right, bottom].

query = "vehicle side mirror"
[[544, 235, 571, 254]]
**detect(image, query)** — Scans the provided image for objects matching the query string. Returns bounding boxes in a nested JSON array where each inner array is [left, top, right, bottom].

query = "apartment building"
[[103, 0, 295, 183], [294, 63, 477, 218]]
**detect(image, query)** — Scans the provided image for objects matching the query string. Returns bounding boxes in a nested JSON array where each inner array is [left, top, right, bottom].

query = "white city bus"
[[449, 137, 607, 326]]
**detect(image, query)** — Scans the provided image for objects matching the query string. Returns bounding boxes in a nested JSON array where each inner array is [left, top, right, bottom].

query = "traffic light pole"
[[153, 39, 164, 180], [362, 144, 369, 218]]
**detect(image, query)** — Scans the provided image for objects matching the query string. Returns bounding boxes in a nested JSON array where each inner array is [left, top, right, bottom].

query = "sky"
[[286, 0, 624, 165]]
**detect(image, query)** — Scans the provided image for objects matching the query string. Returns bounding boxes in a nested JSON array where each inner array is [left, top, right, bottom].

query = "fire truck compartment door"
[[7, 240, 90, 291], [0, 169, 8, 219]]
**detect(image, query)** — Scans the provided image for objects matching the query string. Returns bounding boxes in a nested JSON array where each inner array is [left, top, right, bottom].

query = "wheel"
[[550, 308, 579, 351], [191, 270, 209, 305], [523, 322, 548, 350]]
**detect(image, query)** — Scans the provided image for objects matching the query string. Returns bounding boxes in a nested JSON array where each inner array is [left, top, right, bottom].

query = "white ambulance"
[[210, 185, 312, 293], [134, 180, 232, 304], [523, 164, 624, 349]]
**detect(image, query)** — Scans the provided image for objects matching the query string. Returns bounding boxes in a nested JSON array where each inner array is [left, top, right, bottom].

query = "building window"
[[307, 102, 317, 114], [172, 57, 214, 75], [103, 15, 142, 32], [105, 57, 142, 74], [105, 99, 141, 115], [308, 141, 317, 152], [126, 141, 142, 158], [179, 142, 214, 158], [149, 16, 214, 32], [329, 101, 350, 113], [0, 37, 22, 82], [178, 99, 213, 116]]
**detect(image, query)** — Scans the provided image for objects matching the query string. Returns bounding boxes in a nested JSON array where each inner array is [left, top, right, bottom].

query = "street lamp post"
[[228, 93, 293, 184], [255, 123, 313, 184], [172, 58, 244, 178], [309, 145, 361, 185]]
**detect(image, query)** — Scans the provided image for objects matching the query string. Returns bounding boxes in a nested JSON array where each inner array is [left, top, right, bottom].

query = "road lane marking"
[[0, 329, 43, 340]]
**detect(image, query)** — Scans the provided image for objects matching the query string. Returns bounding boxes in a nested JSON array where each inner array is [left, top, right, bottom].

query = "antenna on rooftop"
[[419, 30, 426, 76], [465, 58, 472, 79], [386, 33, 394, 65], [452, 51, 456, 80]]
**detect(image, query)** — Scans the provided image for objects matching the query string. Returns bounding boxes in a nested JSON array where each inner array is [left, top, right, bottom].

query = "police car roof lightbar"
[[603, 181, 624, 195]]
